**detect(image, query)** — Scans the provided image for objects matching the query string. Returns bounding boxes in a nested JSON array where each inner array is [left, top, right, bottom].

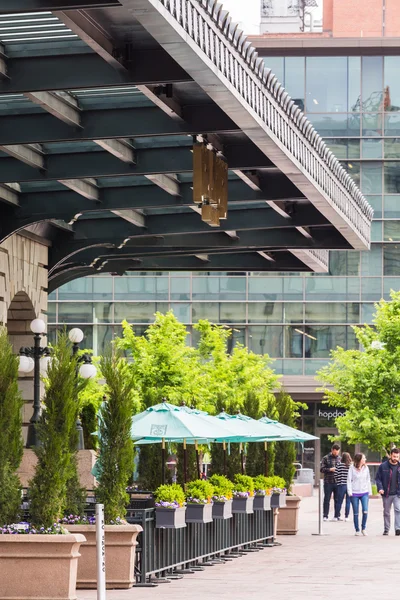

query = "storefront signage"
[[317, 407, 345, 420]]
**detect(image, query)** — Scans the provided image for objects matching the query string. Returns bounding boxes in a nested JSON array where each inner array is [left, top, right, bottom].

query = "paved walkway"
[[78, 494, 398, 600]]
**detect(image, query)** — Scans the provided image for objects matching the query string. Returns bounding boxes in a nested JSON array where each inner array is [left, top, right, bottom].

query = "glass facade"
[[50, 55, 400, 376]]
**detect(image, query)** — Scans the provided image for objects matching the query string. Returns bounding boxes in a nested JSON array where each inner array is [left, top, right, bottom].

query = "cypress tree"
[[0, 328, 24, 525], [274, 390, 304, 491]]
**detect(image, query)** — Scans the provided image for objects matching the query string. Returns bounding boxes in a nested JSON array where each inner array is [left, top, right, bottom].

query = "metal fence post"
[[312, 479, 329, 536]]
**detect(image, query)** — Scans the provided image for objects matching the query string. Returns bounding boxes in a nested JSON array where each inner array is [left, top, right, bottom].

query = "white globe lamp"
[[79, 362, 97, 380], [40, 356, 52, 374], [69, 328, 84, 344], [30, 318, 46, 335], [19, 355, 34, 373]]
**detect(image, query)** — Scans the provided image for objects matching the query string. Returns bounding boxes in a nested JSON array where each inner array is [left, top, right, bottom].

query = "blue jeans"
[[335, 484, 351, 518], [323, 482, 337, 519], [350, 494, 369, 532]]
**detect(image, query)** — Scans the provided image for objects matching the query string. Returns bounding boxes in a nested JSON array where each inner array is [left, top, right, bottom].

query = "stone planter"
[[186, 502, 213, 523], [277, 495, 302, 535], [66, 525, 142, 589], [155, 506, 186, 529], [0, 533, 86, 600], [253, 494, 271, 511], [271, 492, 287, 508], [232, 496, 254, 514], [212, 500, 233, 520]]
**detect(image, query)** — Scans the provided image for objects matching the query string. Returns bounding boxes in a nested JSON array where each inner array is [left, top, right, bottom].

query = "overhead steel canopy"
[[0, 0, 372, 291]]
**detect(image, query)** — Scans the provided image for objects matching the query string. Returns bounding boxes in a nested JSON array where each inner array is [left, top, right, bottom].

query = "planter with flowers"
[[155, 483, 186, 528], [209, 474, 234, 520], [185, 479, 214, 523], [253, 475, 272, 511], [232, 474, 255, 514], [262, 477, 287, 508]]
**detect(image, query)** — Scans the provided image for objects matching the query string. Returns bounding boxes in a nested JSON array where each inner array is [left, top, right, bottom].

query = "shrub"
[[371, 484, 378, 496], [259, 475, 286, 491], [253, 475, 273, 496], [209, 474, 234, 501], [155, 483, 185, 508], [233, 474, 254, 497], [186, 479, 214, 504]]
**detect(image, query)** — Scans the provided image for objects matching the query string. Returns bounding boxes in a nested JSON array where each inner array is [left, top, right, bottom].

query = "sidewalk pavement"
[[78, 494, 398, 600]]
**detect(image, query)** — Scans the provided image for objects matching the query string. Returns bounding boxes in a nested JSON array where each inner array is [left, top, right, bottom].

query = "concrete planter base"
[[212, 500, 233, 519], [0, 533, 86, 600], [66, 525, 142, 589], [186, 502, 213, 523], [155, 506, 186, 529], [254, 495, 271, 511], [232, 497, 254, 514], [277, 495, 302, 535]]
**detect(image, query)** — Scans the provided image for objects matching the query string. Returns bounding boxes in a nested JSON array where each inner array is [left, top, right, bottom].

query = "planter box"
[[271, 492, 287, 508], [232, 496, 254, 514], [155, 506, 186, 529], [254, 494, 271, 511], [186, 502, 213, 523], [66, 525, 141, 589], [277, 495, 302, 535], [0, 533, 86, 600], [212, 500, 233, 520]]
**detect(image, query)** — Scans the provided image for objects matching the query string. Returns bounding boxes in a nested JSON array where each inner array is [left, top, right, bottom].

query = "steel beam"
[[58, 178, 99, 201], [0, 184, 19, 207], [111, 210, 145, 227], [24, 92, 81, 128], [0, 144, 44, 170], [145, 174, 180, 196], [0, 1, 121, 11], [94, 139, 135, 163]]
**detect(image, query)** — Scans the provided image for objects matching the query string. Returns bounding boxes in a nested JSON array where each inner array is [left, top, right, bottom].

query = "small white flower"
[[371, 341, 385, 350]]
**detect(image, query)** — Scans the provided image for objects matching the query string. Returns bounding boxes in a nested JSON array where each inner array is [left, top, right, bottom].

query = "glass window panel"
[[384, 245, 400, 275], [305, 303, 359, 323], [262, 57, 284, 82], [248, 302, 283, 323], [329, 251, 360, 275], [361, 138, 383, 159], [364, 195, 382, 219], [93, 302, 113, 323], [323, 139, 360, 159], [305, 360, 330, 375], [283, 278, 303, 300], [384, 57, 400, 111], [361, 277, 382, 301], [58, 303, 93, 323], [282, 360, 304, 376], [384, 162, 400, 193], [384, 221, 400, 241], [384, 278, 400, 299], [248, 278, 283, 301], [371, 221, 383, 242], [362, 113, 383, 137], [341, 161, 360, 186], [48, 325, 94, 349], [227, 327, 246, 354], [283, 303, 303, 323], [385, 195, 400, 218], [156, 303, 169, 315], [114, 277, 168, 300], [192, 277, 246, 300], [361, 245, 382, 276], [170, 277, 190, 300], [219, 277, 246, 301], [384, 139, 400, 159], [361, 303, 376, 324], [284, 57, 305, 111], [348, 56, 361, 112], [305, 277, 360, 301], [47, 302, 57, 323], [170, 303, 191, 322], [306, 57, 348, 112], [92, 325, 113, 357], [284, 326, 304, 358], [308, 114, 360, 137], [248, 326, 283, 357], [305, 325, 358, 358], [114, 302, 157, 323], [192, 302, 219, 322], [219, 303, 246, 324], [48, 290, 57, 301], [58, 278, 112, 301], [385, 114, 400, 136], [362, 56, 383, 111]]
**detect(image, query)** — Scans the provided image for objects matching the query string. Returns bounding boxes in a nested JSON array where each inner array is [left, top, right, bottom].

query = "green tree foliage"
[[273, 390, 305, 491], [0, 328, 24, 525], [317, 291, 400, 455], [96, 350, 138, 521], [30, 332, 86, 527], [78, 355, 105, 450]]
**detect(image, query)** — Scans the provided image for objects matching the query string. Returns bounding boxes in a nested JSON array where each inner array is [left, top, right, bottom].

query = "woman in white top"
[[347, 453, 372, 536]]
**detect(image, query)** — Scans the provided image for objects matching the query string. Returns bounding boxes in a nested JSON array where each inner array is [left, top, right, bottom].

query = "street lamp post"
[[18, 318, 51, 449]]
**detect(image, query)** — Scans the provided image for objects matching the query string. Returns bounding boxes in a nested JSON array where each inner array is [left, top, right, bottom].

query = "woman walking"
[[334, 451, 352, 521], [347, 453, 372, 536]]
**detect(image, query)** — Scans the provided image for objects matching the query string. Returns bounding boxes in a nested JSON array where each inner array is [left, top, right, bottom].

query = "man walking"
[[320, 443, 341, 521], [376, 447, 400, 535]]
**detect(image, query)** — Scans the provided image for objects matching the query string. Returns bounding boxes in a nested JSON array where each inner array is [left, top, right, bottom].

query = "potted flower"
[[232, 474, 255, 514], [253, 475, 272, 511], [65, 350, 142, 589], [209, 474, 234, 520], [262, 476, 287, 508], [154, 483, 186, 528], [185, 479, 214, 523]]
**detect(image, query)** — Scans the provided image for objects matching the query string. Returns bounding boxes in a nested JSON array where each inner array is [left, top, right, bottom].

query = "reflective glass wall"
[[50, 55, 400, 376]]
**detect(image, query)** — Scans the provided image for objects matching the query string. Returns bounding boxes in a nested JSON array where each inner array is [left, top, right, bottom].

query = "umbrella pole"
[[195, 441, 201, 479], [183, 439, 188, 484], [223, 442, 227, 475], [264, 441, 268, 476], [240, 442, 244, 474], [161, 438, 166, 484]]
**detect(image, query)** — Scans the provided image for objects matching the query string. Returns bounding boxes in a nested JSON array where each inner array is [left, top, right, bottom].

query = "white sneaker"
[[361, 530, 367, 536], [345, 518, 350, 522], [330, 517, 339, 521], [355, 531, 360, 536], [323, 517, 328, 522]]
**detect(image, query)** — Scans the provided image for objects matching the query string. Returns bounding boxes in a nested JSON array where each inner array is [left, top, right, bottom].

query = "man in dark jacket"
[[376, 447, 400, 535], [320, 443, 341, 521]]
